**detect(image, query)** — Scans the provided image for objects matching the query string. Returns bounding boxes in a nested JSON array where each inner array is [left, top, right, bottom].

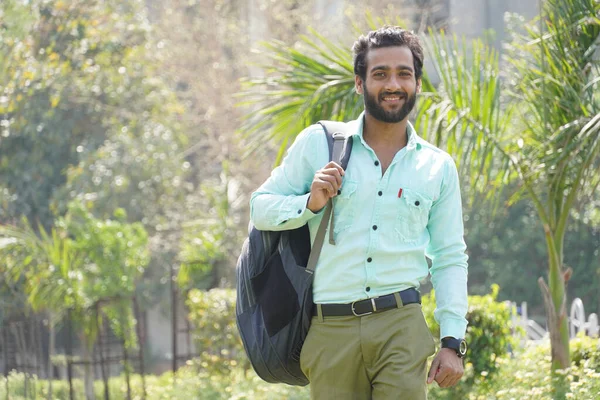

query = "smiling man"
[[250, 26, 468, 399]]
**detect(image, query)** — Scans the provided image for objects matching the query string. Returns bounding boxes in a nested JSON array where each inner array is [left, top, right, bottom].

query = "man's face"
[[356, 46, 421, 123]]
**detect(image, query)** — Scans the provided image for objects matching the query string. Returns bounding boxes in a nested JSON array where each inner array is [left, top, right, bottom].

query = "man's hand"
[[427, 348, 464, 388], [307, 162, 345, 212]]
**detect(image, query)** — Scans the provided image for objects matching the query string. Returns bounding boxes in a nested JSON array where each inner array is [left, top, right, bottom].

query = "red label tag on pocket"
[[398, 188, 403, 198]]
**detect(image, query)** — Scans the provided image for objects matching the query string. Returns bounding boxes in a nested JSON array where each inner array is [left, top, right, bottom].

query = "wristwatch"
[[441, 337, 467, 358]]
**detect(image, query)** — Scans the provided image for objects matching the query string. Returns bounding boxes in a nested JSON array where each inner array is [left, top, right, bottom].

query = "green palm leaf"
[[238, 31, 359, 164], [415, 32, 517, 207]]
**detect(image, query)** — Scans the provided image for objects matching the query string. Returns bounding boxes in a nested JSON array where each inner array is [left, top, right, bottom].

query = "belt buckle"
[[351, 298, 378, 317]]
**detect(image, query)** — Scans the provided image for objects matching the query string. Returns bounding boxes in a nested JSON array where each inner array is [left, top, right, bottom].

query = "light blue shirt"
[[250, 112, 469, 339]]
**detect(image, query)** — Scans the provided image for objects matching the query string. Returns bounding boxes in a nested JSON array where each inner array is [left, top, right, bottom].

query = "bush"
[[422, 284, 517, 385], [458, 339, 600, 400], [571, 334, 600, 372], [186, 288, 249, 374]]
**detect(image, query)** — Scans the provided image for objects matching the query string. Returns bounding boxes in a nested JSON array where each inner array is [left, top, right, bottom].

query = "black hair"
[[352, 26, 424, 80]]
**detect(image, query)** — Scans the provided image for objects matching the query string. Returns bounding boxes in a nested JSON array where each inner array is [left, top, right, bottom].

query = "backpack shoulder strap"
[[306, 121, 354, 271], [318, 121, 353, 169]]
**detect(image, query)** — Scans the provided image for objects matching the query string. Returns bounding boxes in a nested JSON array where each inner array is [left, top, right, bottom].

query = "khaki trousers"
[[300, 303, 436, 400]]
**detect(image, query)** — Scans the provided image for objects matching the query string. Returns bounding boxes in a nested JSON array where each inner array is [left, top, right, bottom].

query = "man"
[[250, 26, 468, 399]]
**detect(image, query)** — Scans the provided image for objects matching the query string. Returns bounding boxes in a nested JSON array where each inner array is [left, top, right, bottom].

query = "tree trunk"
[[2, 326, 10, 397], [67, 310, 74, 400], [133, 298, 147, 400], [96, 306, 109, 400], [11, 322, 29, 397], [123, 339, 131, 400], [171, 263, 178, 380], [47, 314, 54, 400], [541, 226, 571, 371], [82, 337, 96, 400]]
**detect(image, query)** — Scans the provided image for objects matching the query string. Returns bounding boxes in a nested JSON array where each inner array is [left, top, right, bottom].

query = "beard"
[[363, 84, 417, 123]]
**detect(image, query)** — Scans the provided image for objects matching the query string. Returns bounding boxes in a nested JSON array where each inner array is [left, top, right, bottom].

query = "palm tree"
[[0, 222, 86, 399], [0, 204, 150, 399], [240, 0, 600, 374]]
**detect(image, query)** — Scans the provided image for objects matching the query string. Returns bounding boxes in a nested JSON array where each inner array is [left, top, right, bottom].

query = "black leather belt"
[[314, 288, 421, 317]]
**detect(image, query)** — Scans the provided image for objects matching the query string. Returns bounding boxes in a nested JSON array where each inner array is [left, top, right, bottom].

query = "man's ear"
[[417, 78, 422, 94], [355, 75, 364, 95]]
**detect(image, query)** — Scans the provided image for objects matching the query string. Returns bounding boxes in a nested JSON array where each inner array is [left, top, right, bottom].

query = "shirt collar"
[[351, 111, 422, 151]]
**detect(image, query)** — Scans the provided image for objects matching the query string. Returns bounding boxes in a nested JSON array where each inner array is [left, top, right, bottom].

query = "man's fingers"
[[308, 162, 348, 212], [315, 180, 335, 197], [310, 162, 347, 209], [320, 167, 344, 187], [429, 349, 465, 387], [427, 358, 440, 384], [437, 366, 463, 387], [434, 366, 450, 386], [320, 170, 342, 188], [444, 373, 461, 388], [315, 174, 341, 194], [436, 370, 454, 388], [324, 161, 345, 175]]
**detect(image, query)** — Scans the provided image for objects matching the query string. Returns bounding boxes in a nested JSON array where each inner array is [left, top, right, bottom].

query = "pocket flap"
[[400, 188, 432, 211]]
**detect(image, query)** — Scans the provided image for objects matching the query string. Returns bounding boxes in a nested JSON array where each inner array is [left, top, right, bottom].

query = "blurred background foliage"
[[0, 0, 598, 393]]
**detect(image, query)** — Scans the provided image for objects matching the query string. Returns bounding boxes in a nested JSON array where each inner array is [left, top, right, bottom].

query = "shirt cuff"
[[275, 193, 319, 225], [440, 317, 468, 340]]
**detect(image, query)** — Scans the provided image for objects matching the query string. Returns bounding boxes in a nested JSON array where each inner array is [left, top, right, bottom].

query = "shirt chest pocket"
[[395, 188, 433, 243], [332, 179, 358, 236]]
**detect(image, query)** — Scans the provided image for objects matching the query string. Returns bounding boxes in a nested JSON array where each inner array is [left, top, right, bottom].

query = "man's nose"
[[385, 75, 402, 91]]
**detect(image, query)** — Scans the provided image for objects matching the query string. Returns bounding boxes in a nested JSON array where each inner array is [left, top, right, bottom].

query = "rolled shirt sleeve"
[[426, 155, 469, 339], [250, 125, 327, 231]]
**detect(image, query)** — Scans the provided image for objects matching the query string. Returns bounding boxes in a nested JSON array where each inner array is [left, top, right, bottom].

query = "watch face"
[[442, 337, 467, 357]]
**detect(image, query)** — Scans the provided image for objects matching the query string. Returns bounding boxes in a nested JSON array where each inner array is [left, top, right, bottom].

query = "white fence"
[[511, 298, 599, 341]]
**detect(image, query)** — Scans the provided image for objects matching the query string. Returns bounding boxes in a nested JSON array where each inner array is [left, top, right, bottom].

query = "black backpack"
[[235, 121, 353, 386]]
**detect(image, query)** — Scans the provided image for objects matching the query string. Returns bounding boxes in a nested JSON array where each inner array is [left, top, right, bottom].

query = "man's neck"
[[362, 113, 409, 150]]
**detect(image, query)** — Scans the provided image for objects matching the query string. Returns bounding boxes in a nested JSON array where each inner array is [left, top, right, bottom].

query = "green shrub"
[[422, 284, 517, 385], [463, 339, 600, 400], [571, 334, 600, 372], [186, 288, 249, 374]]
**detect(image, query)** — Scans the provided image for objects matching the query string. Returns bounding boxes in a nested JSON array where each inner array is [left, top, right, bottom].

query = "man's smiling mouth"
[[381, 94, 406, 102]]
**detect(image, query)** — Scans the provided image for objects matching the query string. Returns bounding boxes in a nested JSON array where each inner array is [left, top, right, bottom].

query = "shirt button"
[[297, 209, 302, 214], [337, 189, 341, 195], [415, 201, 420, 206], [366, 287, 371, 292], [367, 257, 372, 263], [378, 191, 383, 196], [374, 161, 380, 166], [372, 225, 378, 231]]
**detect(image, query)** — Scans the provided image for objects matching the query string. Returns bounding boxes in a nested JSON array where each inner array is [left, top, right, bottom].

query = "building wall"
[[449, 0, 538, 45]]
